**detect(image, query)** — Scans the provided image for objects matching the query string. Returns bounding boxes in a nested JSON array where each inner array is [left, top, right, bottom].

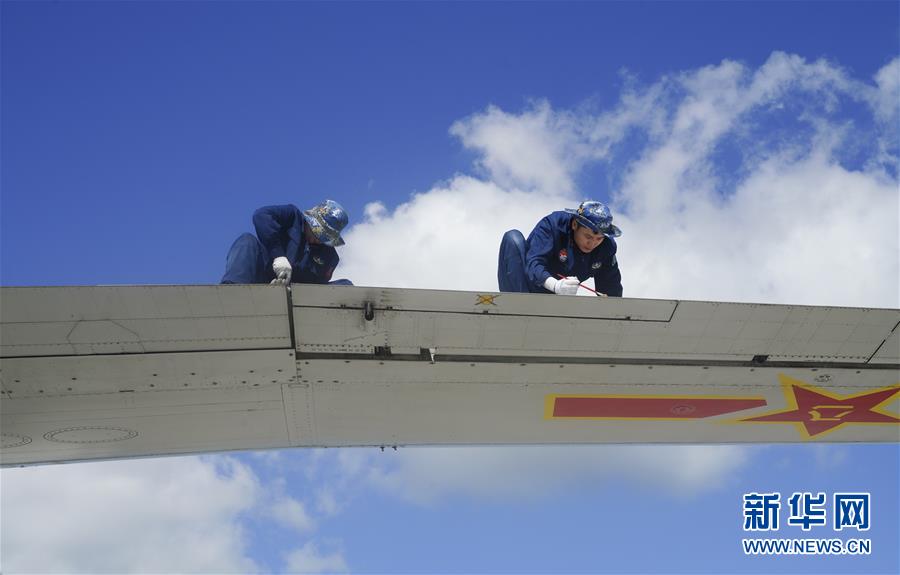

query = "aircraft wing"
[[2, 284, 898, 466]]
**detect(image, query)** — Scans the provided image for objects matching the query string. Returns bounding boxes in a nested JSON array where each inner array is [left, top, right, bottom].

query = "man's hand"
[[544, 276, 580, 295], [271, 256, 292, 285], [556, 276, 580, 295]]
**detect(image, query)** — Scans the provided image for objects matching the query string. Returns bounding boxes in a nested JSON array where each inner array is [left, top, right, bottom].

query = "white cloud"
[[619, 150, 899, 305], [1, 456, 345, 573], [812, 444, 850, 470], [317, 445, 747, 507], [0, 456, 260, 573], [283, 541, 348, 574], [869, 57, 900, 125], [341, 51, 898, 307], [449, 101, 592, 195], [339, 176, 572, 291], [314, 486, 341, 517], [268, 495, 315, 534]]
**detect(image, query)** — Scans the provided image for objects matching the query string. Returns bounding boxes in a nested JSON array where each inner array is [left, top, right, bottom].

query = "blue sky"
[[2, 1, 899, 573]]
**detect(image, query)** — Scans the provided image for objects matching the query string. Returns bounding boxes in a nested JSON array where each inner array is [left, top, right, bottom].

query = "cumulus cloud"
[[449, 101, 595, 195], [320, 445, 748, 507], [341, 52, 899, 307], [339, 177, 571, 291], [0, 456, 260, 573], [0, 456, 350, 573], [267, 495, 316, 533], [283, 542, 348, 574], [871, 57, 900, 126]]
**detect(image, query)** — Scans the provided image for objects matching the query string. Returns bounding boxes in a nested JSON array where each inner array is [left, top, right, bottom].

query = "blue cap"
[[565, 200, 622, 237], [302, 200, 348, 247]]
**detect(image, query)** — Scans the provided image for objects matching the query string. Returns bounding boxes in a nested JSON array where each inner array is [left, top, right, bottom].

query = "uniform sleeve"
[[252, 205, 297, 260], [594, 244, 623, 297], [323, 251, 339, 283], [524, 217, 557, 291], [314, 249, 339, 283]]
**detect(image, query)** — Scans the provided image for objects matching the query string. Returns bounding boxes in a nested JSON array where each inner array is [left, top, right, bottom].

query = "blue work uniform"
[[221, 204, 351, 285], [498, 211, 622, 296]]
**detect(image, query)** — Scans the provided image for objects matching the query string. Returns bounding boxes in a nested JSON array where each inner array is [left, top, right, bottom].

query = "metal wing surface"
[[2, 284, 898, 466]]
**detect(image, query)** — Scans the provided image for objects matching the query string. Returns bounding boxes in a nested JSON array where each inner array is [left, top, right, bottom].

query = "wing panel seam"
[[2, 346, 293, 360], [293, 352, 900, 370], [866, 318, 900, 363], [292, 305, 672, 322]]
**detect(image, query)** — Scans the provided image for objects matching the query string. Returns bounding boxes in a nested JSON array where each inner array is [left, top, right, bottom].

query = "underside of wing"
[[2, 284, 898, 466]]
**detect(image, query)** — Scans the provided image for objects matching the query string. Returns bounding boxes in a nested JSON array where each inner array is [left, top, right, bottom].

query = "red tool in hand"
[[556, 274, 608, 297]]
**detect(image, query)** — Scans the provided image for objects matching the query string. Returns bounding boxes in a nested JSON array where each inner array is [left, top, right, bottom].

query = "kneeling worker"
[[498, 200, 622, 296], [222, 200, 352, 286]]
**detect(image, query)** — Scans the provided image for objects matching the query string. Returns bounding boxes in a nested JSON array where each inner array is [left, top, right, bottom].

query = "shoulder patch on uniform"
[[558, 249, 568, 263], [591, 262, 603, 269], [611, 255, 618, 267]]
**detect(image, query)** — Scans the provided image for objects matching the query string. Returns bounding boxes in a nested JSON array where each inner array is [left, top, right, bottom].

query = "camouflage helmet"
[[565, 200, 622, 237], [302, 199, 348, 247]]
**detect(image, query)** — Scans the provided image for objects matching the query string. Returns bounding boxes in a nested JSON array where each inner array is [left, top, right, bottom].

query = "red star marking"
[[740, 375, 900, 439]]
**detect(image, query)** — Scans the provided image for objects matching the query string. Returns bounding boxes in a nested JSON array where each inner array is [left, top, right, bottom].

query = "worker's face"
[[572, 220, 605, 253]]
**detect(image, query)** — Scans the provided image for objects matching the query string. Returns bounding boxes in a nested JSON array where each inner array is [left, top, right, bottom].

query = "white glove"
[[270, 256, 292, 285], [544, 276, 580, 295]]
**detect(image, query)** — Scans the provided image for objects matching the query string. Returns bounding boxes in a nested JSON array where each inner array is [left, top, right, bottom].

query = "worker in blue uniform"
[[221, 200, 352, 286], [498, 200, 622, 296]]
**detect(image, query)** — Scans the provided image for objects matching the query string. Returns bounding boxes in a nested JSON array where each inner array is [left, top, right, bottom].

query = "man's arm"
[[252, 205, 298, 261], [524, 217, 558, 292], [594, 249, 623, 297]]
